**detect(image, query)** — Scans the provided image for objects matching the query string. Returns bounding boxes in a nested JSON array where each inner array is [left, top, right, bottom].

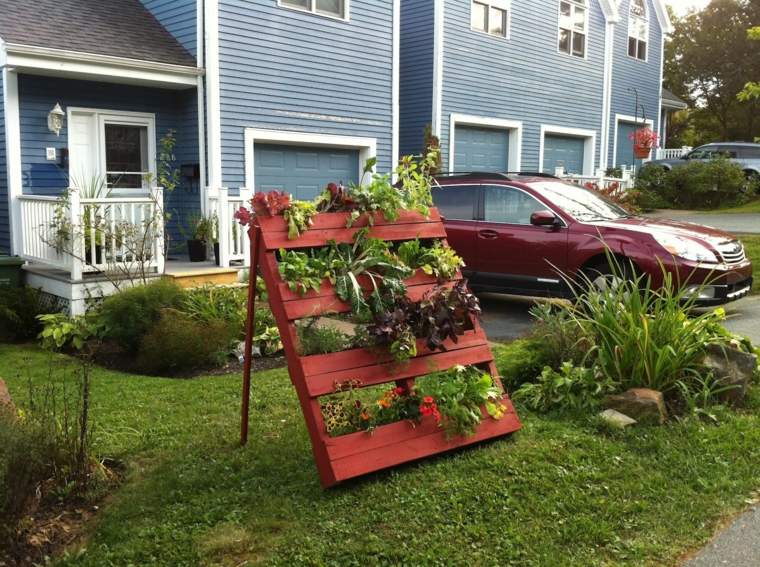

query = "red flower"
[[423, 396, 434, 404], [233, 206, 252, 226], [393, 386, 405, 396]]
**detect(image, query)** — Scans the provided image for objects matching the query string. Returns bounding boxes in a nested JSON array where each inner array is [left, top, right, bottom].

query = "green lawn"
[[739, 234, 760, 294], [709, 199, 760, 214], [3, 344, 760, 566]]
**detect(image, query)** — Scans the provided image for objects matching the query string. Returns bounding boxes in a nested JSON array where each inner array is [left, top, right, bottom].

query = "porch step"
[[165, 261, 241, 288]]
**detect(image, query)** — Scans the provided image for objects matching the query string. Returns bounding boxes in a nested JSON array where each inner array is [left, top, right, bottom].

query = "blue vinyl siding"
[[439, 0, 607, 172], [614, 120, 646, 168], [399, 0, 435, 157], [453, 125, 509, 172], [608, 0, 662, 166], [140, 0, 198, 58], [17, 75, 200, 248], [0, 74, 9, 254], [254, 144, 359, 201], [217, 0, 395, 186]]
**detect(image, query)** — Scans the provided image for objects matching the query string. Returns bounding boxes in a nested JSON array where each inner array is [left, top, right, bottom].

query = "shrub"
[[98, 279, 185, 352], [297, 321, 353, 356], [494, 337, 554, 391], [183, 285, 247, 339], [668, 157, 749, 209], [136, 309, 233, 374], [0, 287, 50, 342], [634, 165, 672, 209], [513, 363, 615, 413]]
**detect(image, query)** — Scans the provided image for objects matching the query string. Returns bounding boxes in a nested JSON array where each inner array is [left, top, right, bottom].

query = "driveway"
[[646, 210, 760, 234]]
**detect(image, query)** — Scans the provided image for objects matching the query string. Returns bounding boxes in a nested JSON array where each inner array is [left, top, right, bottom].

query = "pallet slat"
[[257, 209, 442, 235]]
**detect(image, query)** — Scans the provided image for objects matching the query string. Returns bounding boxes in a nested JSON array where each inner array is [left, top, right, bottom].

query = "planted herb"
[[397, 239, 464, 281], [283, 200, 317, 240]]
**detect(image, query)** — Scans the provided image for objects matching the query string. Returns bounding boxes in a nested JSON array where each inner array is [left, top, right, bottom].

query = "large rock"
[[599, 409, 637, 429], [604, 388, 667, 425], [702, 343, 758, 407]]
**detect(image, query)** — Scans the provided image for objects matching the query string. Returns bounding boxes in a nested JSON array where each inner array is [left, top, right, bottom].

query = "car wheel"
[[744, 171, 760, 194], [579, 260, 638, 297]]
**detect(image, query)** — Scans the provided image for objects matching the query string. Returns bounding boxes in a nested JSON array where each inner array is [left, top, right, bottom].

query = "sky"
[[665, 0, 711, 15]]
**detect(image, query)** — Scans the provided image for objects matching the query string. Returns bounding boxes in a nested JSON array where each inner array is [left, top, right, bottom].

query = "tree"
[[664, 0, 760, 145], [737, 27, 760, 102]]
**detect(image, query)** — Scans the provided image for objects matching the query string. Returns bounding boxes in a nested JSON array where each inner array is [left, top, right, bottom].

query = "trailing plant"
[[513, 362, 615, 413], [396, 239, 464, 280]]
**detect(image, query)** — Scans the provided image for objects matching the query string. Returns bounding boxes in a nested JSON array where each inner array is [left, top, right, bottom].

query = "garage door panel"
[[543, 135, 585, 174], [615, 122, 644, 169], [454, 125, 509, 172], [254, 143, 360, 201]]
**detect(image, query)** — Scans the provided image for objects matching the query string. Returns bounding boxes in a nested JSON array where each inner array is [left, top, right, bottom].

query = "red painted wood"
[[245, 207, 521, 488], [283, 278, 459, 320], [300, 328, 486, 377], [257, 208, 442, 235], [305, 344, 495, 397]]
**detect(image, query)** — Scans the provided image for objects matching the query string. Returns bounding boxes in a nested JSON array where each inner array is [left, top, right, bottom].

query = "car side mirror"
[[530, 210, 560, 227]]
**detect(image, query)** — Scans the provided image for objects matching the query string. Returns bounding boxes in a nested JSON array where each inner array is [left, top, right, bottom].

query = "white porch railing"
[[18, 188, 165, 281], [655, 147, 691, 160], [208, 187, 252, 268], [556, 167, 636, 192]]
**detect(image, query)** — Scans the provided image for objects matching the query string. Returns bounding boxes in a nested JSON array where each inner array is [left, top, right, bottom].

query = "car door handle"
[[478, 229, 499, 240]]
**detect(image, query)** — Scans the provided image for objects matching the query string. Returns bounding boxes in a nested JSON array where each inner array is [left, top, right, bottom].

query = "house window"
[[628, 0, 648, 60], [280, 0, 346, 19], [471, 0, 510, 39], [558, 0, 587, 58], [104, 124, 150, 190]]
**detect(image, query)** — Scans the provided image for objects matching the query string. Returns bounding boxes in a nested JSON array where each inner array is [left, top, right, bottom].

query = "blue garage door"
[[543, 135, 585, 174], [254, 144, 360, 201], [454, 126, 509, 172], [615, 122, 644, 169]]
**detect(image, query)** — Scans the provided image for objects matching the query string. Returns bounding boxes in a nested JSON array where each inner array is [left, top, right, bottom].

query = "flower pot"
[[187, 239, 207, 262], [85, 244, 103, 266], [633, 145, 651, 159], [213, 242, 220, 266]]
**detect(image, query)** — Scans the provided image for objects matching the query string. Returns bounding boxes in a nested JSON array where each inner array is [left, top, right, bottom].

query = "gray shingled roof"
[[0, 0, 196, 67], [662, 87, 689, 110]]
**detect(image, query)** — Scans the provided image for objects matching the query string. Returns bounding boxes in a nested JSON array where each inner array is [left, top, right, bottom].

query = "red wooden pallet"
[[241, 208, 521, 487]]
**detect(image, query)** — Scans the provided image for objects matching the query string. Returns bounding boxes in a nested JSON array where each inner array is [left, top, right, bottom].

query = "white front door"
[[67, 108, 156, 195]]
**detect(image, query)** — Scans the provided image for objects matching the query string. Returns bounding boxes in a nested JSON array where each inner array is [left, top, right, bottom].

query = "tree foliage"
[[664, 0, 760, 146]]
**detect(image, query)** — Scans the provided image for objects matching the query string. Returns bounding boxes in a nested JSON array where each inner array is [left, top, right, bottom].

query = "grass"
[[708, 199, 760, 214], [738, 234, 760, 294], [2, 344, 760, 566]]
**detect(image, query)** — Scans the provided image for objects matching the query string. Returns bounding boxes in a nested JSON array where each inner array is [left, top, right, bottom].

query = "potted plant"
[[211, 214, 221, 266], [185, 213, 214, 262], [78, 176, 111, 266], [629, 126, 659, 159]]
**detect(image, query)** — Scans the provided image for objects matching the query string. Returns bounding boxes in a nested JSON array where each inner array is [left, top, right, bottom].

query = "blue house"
[[0, 0, 399, 313], [399, 0, 672, 176]]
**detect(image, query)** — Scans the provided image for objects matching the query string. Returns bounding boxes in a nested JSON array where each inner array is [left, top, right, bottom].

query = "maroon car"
[[432, 173, 753, 306]]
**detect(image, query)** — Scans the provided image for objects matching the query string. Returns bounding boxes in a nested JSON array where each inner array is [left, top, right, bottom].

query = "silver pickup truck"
[[646, 142, 760, 178]]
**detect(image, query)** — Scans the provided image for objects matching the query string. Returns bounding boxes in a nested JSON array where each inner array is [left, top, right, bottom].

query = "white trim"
[[2, 67, 22, 255], [197, 0, 208, 212], [539, 124, 597, 176], [470, 0, 512, 40], [611, 113, 654, 167], [652, 0, 673, 35], [243, 129, 377, 193], [66, 107, 157, 194], [448, 114, 522, 173], [657, 33, 665, 142], [556, 0, 589, 60], [277, 0, 350, 22], [392, 0, 400, 172], [432, 0, 444, 136], [4, 43, 200, 89], [599, 20, 616, 170], [598, 0, 620, 22], [205, 0, 223, 189]]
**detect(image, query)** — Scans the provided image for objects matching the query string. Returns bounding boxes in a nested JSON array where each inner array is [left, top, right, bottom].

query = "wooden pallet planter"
[[242, 208, 521, 487]]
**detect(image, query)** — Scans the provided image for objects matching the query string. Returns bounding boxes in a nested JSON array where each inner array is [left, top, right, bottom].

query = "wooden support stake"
[[241, 222, 261, 446]]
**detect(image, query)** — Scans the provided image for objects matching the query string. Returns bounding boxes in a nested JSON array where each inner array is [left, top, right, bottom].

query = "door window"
[[104, 124, 150, 189], [431, 185, 478, 220], [484, 186, 544, 224]]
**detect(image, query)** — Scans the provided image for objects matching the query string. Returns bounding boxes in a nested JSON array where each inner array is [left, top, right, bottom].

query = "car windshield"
[[529, 181, 631, 222]]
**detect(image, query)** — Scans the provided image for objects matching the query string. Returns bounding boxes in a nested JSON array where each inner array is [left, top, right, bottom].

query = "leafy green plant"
[[416, 365, 506, 437], [283, 201, 317, 240], [676, 373, 738, 422], [278, 248, 330, 296], [37, 313, 103, 352], [98, 278, 186, 352], [529, 302, 592, 369], [183, 213, 215, 242], [513, 362, 615, 413], [396, 239, 464, 280], [297, 321, 353, 356], [183, 285, 248, 339]]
